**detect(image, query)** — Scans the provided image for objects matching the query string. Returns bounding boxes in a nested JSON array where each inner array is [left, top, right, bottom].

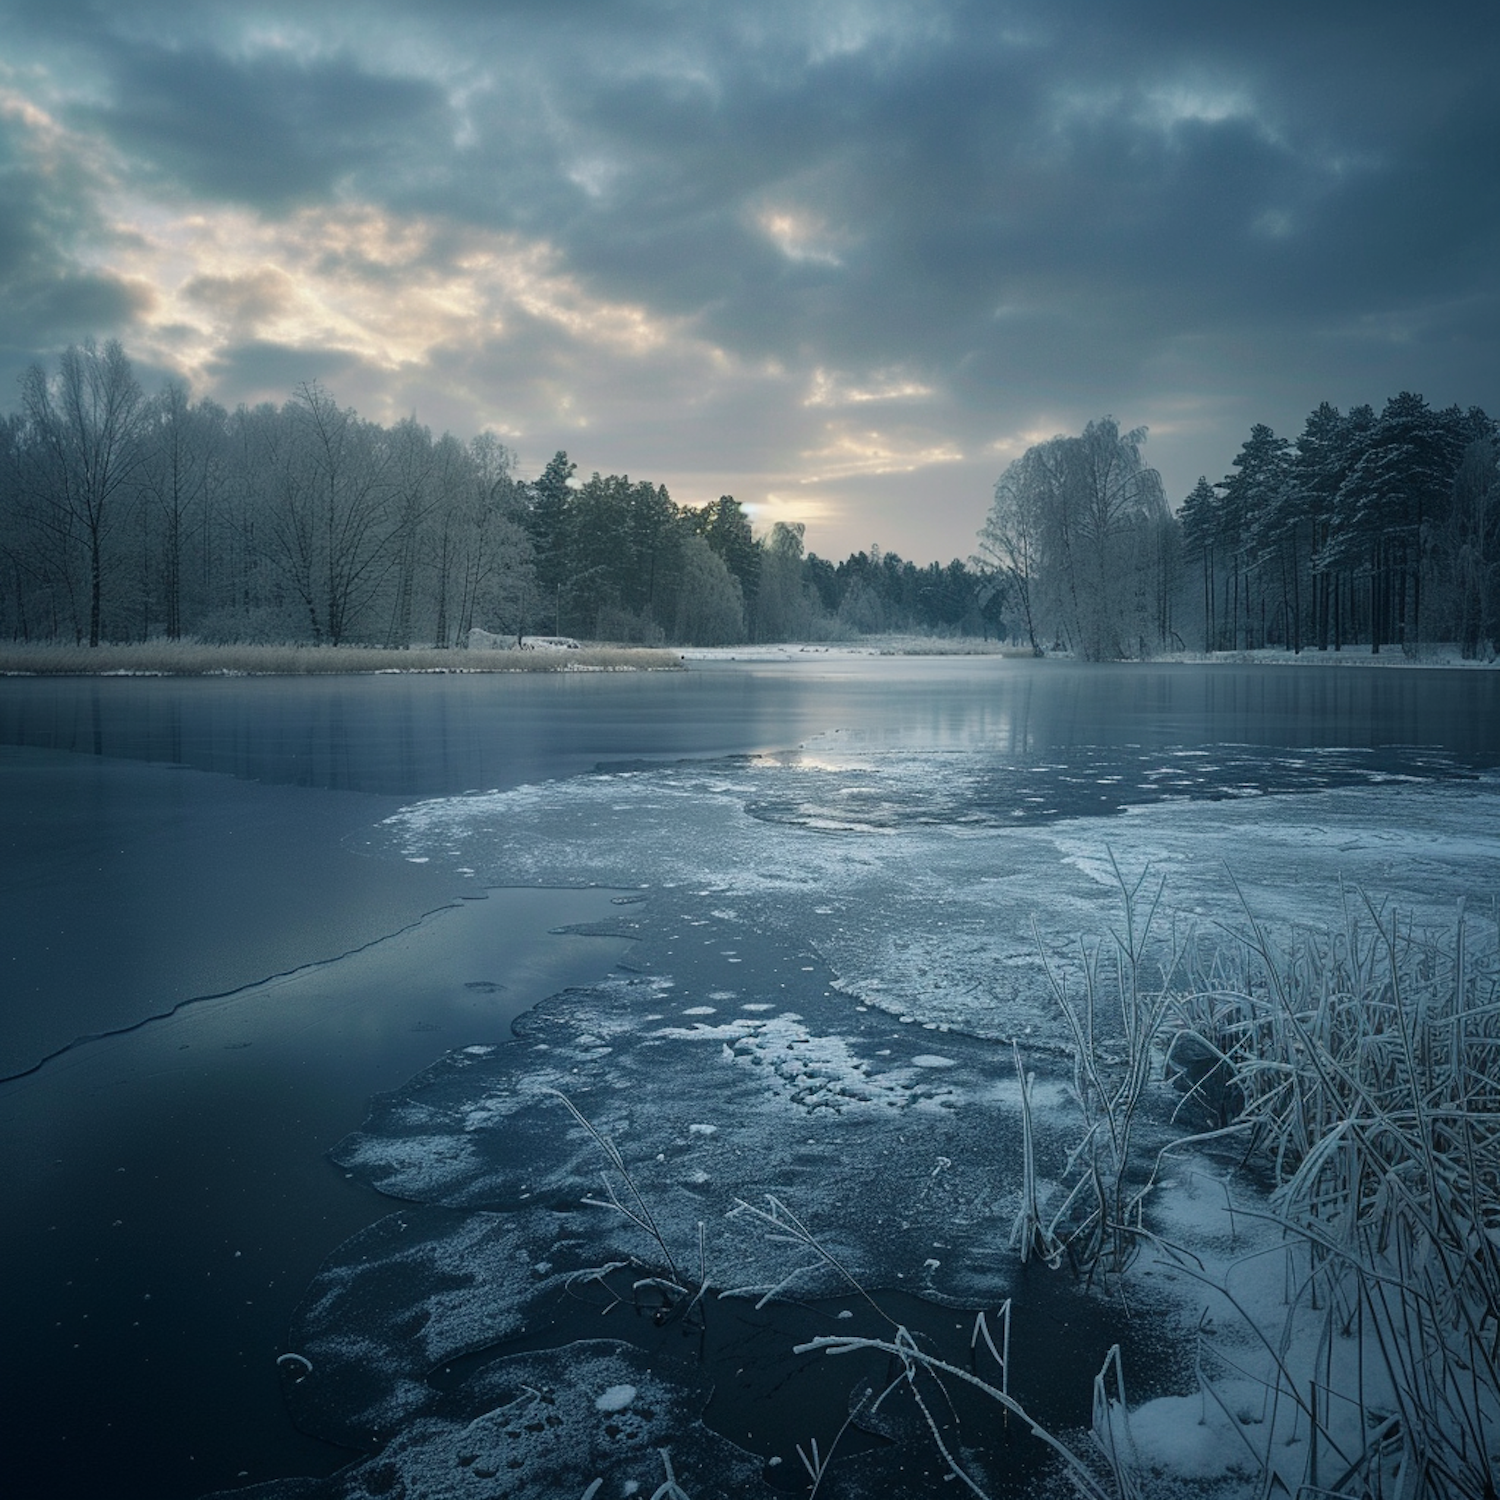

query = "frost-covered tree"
[[754, 521, 814, 641], [978, 451, 1048, 653], [383, 417, 438, 648], [446, 434, 532, 645], [18, 340, 147, 645], [257, 383, 397, 644], [1436, 435, 1500, 658], [981, 418, 1169, 659], [674, 533, 745, 645]]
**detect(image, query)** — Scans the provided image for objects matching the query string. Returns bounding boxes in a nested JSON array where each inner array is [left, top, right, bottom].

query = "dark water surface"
[[4, 659, 1499, 797], [2, 657, 1497, 1500]]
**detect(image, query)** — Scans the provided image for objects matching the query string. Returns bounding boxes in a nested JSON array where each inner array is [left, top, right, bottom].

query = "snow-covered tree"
[[1435, 434, 1500, 658], [754, 521, 814, 642], [980, 418, 1170, 659], [18, 340, 147, 645], [674, 533, 745, 645]]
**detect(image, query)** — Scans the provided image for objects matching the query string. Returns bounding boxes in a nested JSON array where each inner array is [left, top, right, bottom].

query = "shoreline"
[[1151, 641, 1500, 669], [3, 636, 1495, 676], [684, 637, 1500, 668], [0, 641, 684, 676]]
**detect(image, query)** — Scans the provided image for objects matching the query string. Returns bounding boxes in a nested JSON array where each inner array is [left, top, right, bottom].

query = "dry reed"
[[0, 640, 684, 675]]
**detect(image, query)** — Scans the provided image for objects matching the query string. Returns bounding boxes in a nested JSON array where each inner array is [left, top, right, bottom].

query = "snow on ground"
[[682, 637, 1500, 668], [1155, 642, 1499, 670], [678, 635, 1018, 661]]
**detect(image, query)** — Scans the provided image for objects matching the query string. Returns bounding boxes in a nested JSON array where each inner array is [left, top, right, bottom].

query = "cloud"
[[0, 0, 1496, 559], [82, 40, 450, 209], [204, 337, 363, 406], [0, 83, 154, 354], [800, 420, 963, 481], [181, 266, 299, 332], [804, 367, 936, 407]]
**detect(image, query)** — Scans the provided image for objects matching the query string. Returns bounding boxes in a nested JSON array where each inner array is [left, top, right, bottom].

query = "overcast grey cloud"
[[1, 0, 1495, 559]]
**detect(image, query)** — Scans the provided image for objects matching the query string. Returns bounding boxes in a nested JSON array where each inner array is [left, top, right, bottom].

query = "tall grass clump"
[[1013, 857, 1183, 1279], [1169, 893, 1500, 1499]]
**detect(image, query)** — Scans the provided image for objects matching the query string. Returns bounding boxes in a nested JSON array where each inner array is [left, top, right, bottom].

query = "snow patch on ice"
[[593, 1383, 636, 1413]]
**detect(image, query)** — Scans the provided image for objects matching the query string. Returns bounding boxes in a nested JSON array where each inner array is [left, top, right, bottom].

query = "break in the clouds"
[[1, 0, 1496, 560]]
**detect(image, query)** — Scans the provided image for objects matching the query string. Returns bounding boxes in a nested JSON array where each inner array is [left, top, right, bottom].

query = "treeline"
[[0, 340, 995, 648], [982, 399, 1500, 660], [1180, 395, 1498, 657]]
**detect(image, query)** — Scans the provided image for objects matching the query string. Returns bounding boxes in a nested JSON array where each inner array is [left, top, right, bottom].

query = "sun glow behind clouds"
[[102, 196, 687, 409], [802, 422, 963, 480], [757, 208, 846, 266], [805, 367, 936, 406], [984, 422, 1074, 465]]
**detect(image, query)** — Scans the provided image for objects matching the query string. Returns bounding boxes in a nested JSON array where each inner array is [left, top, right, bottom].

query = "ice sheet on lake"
[[256, 877, 1125, 1495], [378, 750, 1500, 1046], [254, 743, 1498, 1498], [324, 961, 1038, 1312], [269, 987, 1170, 1497], [742, 742, 1468, 831]]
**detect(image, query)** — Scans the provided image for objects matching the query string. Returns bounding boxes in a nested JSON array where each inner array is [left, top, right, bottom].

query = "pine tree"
[[693, 495, 760, 610], [1178, 476, 1221, 651], [1331, 394, 1460, 650], [525, 450, 576, 633]]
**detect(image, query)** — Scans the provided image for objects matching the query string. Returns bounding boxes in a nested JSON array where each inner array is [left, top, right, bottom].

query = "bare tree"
[[137, 382, 223, 639], [1059, 419, 1168, 659], [384, 416, 438, 647], [980, 418, 1169, 659], [978, 449, 1049, 653], [19, 340, 147, 644], [455, 434, 532, 642], [258, 383, 395, 643]]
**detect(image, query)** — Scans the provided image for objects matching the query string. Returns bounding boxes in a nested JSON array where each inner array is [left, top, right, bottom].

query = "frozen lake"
[[2, 657, 1497, 1498]]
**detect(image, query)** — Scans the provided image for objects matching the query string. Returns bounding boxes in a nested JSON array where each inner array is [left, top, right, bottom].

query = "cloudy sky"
[[2, 0, 1496, 561]]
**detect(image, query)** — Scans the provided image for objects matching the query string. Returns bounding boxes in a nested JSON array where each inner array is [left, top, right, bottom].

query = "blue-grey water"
[[2, 657, 1497, 1499]]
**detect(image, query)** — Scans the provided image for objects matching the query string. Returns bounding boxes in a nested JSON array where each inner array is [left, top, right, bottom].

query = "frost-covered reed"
[[1013, 857, 1182, 1278], [1168, 894, 1500, 1499], [548, 1090, 709, 1325], [1016, 875, 1499, 1496], [0, 640, 683, 674], [518, 885, 1500, 1498]]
